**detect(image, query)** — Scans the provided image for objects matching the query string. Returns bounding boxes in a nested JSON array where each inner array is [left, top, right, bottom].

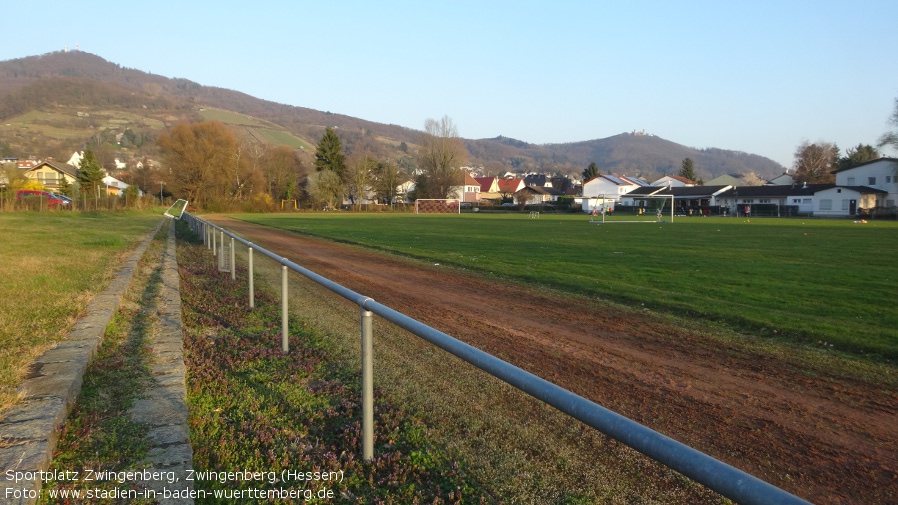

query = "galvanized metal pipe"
[[281, 263, 289, 353], [230, 237, 236, 281], [361, 306, 374, 461], [248, 246, 255, 309]]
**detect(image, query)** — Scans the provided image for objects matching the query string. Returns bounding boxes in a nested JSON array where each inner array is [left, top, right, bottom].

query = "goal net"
[[638, 194, 675, 222], [415, 199, 461, 214]]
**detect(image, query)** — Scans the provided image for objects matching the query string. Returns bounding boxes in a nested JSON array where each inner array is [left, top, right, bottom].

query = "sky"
[[2, 0, 897, 169]]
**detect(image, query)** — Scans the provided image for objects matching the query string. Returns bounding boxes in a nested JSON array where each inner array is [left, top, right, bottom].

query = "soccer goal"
[[639, 194, 675, 222], [163, 199, 188, 219], [414, 199, 461, 214]]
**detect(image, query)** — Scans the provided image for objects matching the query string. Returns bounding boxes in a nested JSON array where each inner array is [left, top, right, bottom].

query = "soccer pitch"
[[232, 212, 898, 359]]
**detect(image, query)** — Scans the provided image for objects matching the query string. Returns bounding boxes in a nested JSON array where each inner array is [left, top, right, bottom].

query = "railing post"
[[230, 237, 236, 281], [281, 263, 289, 353], [211, 226, 216, 255], [361, 305, 374, 461], [248, 245, 255, 309]]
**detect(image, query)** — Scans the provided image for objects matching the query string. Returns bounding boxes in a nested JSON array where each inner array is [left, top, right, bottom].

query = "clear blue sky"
[[2, 0, 897, 169]]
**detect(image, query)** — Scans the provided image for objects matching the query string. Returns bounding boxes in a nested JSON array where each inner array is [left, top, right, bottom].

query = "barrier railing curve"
[[183, 213, 812, 505]]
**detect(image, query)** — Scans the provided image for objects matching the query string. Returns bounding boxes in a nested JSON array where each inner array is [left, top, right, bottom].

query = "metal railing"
[[183, 213, 813, 505]]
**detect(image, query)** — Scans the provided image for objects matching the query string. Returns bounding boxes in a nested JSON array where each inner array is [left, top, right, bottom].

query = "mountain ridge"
[[0, 51, 786, 180]]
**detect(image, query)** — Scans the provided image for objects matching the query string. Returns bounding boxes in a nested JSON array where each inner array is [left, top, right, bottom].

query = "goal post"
[[414, 199, 461, 214], [163, 199, 188, 219]]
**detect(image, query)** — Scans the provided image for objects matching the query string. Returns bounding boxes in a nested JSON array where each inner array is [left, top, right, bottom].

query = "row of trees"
[[306, 116, 468, 209], [156, 121, 303, 210], [150, 97, 898, 210], [154, 115, 470, 211]]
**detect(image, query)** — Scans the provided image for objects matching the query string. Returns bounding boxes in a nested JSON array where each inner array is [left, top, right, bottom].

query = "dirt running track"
[[208, 216, 897, 504]]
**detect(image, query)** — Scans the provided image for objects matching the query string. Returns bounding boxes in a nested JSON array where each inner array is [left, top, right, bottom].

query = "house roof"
[[620, 176, 651, 186], [497, 178, 524, 193], [626, 185, 730, 198], [830, 157, 898, 174], [475, 176, 497, 192], [715, 184, 887, 197], [517, 185, 552, 195], [715, 184, 831, 198], [25, 160, 78, 179], [523, 174, 550, 186], [652, 175, 696, 185]]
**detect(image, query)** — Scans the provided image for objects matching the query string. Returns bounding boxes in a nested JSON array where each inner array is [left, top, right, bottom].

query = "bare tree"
[[261, 145, 303, 201], [877, 97, 898, 180], [372, 160, 402, 206], [416, 116, 468, 199], [345, 153, 378, 210], [793, 140, 838, 184], [305, 170, 343, 211]]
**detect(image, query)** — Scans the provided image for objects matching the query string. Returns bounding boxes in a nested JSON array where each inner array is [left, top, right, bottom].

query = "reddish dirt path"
[[208, 216, 897, 505]]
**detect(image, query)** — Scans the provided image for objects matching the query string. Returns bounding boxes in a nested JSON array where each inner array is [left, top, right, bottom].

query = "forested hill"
[[0, 51, 785, 180]]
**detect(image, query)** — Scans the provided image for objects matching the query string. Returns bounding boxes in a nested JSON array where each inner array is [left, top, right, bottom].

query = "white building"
[[832, 157, 898, 209]]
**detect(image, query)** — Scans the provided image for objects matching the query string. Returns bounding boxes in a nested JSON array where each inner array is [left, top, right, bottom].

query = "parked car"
[[16, 189, 70, 208]]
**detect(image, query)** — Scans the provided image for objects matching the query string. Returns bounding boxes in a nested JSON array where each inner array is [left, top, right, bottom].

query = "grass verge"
[[0, 210, 163, 411]]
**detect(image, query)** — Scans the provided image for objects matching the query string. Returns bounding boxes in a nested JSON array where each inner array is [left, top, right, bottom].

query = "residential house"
[[832, 157, 898, 210], [394, 178, 415, 204], [515, 185, 554, 205], [17, 160, 38, 171], [22, 161, 78, 192], [449, 171, 482, 203], [67, 151, 83, 168], [497, 178, 526, 201], [475, 176, 501, 201], [523, 174, 552, 188], [102, 174, 131, 196]]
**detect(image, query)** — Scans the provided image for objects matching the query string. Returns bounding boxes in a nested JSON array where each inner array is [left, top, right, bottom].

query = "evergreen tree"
[[582, 162, 599, 182], [77, 149, 105, 198], [837, 143, 879, 170], [314, 127, 346, 179], [679, 158, 697, 182]]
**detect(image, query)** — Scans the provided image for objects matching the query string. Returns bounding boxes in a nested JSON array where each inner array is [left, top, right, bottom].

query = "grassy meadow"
[[0, 211, 163, 410], [232, 212, 898, 360]]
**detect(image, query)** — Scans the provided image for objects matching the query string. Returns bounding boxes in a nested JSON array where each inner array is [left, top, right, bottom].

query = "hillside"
[[0, 51, 785, 180]]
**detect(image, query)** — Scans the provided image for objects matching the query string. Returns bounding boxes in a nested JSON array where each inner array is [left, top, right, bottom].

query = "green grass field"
[[231, 212, 898, 360], [0, 211, 163, 410]]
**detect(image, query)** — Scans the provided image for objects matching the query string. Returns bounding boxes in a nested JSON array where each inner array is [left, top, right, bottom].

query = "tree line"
[[150, 115, 469, 211]]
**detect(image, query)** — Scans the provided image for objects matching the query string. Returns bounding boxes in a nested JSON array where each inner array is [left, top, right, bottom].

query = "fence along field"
[[235, 212, 898, 359]]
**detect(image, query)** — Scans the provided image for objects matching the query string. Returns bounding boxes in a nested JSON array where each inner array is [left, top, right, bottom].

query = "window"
[[792, 199, 801, 204], [847, 177, 855, 185], [803, 198, 812, 205], [842, 200, 850, 211], [887, 176, 893, 183], [868, 177, 877, 185], [819, 199, 832, 210]]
